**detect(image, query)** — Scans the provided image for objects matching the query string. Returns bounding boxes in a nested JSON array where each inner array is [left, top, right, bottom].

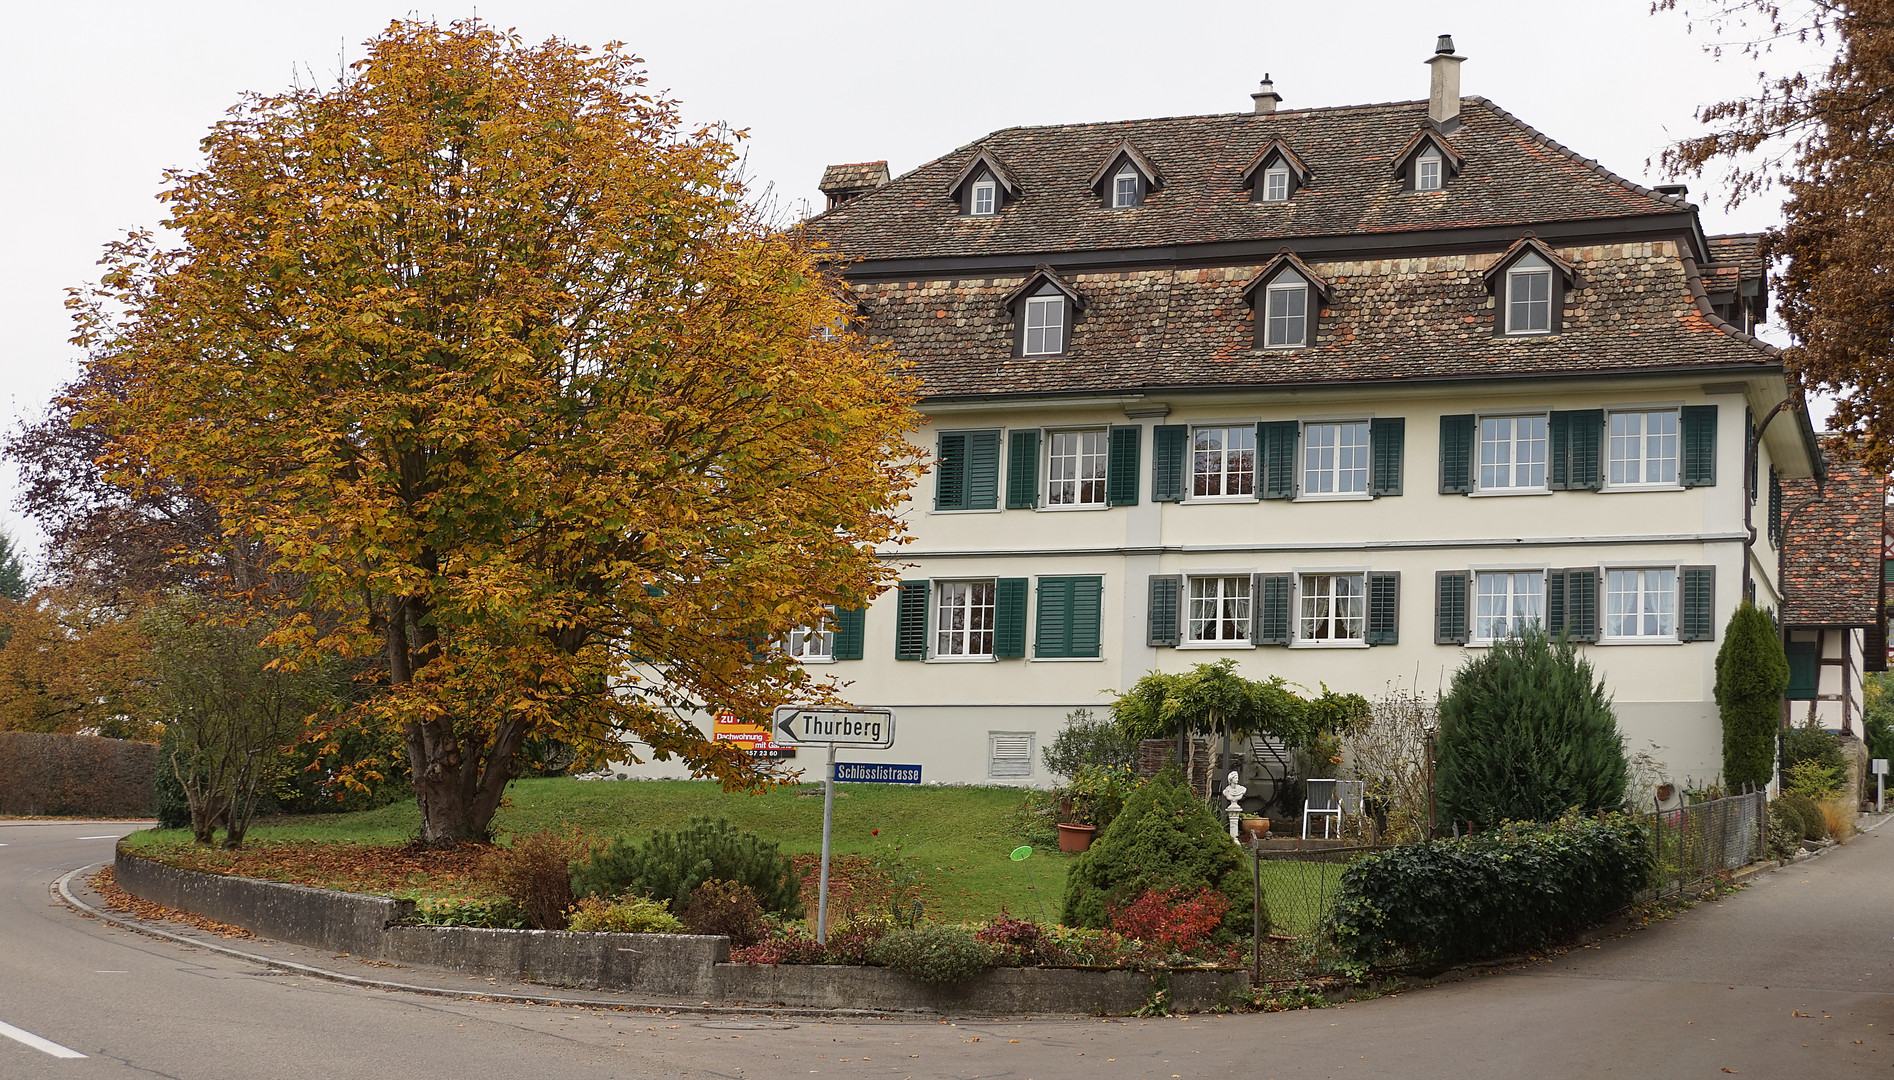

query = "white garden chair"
[[1303, 779, 1365, 839]]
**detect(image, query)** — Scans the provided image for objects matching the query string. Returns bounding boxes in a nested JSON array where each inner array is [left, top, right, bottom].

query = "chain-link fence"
[[1638, 790, 1766, 901], [1250, 844, 1382, 939]]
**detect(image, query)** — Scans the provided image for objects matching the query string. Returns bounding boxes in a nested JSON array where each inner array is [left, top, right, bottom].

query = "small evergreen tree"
[[0, 533, 28, 602], [1715, 602, 1789, 791], [1059, 767, 1258, 934], [571, 816, 803, 918], [1435, 628, 1629, 829]]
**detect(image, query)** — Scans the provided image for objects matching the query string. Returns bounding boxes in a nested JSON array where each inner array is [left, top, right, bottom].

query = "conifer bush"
[[570, 816, 803, 918], [1716, 603, 1790, 790], [1434, 629, 1629, 829], [1059, 767, 1257, 934]]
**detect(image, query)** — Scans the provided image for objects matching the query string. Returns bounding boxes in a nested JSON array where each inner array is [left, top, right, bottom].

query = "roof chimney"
[[1426, 34, 1465, 127], [1251, 74, 1282, 115], [818, 161, 891, 211]]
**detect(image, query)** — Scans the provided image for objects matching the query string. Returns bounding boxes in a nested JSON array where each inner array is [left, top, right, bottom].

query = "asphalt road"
[[3, 819, 1889, 1079]]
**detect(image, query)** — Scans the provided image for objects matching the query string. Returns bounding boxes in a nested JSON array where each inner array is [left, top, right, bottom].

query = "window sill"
[[930, 508, 1003, 515], [1186, 495, 1259, 504], [1260, 343, 1308, 351], [1290, 640, 1370, 649], [1295, 492, 1373, 503], [925, 655, 998, 663], [1500, 330, 1556, 338], [1178, 641, 1256, 650], [793, 657, 837, 665], [1036, 503, 1110, 513], [1596, 637, 1683, 646], [1031, 655, 1106, 663], [1468, 488, 1553, 497], [1016, 352, 1068, 360], [1600, 484, 1685, 494]]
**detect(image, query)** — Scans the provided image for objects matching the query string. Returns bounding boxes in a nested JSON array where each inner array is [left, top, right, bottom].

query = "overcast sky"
[[0, 1, 1825, 569]]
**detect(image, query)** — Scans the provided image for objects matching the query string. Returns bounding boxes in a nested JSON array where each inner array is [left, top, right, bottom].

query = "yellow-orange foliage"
[[0, 591, 154, 740], [73, 20, 923, 842]]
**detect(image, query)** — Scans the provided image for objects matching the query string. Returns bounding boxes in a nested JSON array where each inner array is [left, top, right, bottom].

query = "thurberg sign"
[[771, 706, 896, 750]]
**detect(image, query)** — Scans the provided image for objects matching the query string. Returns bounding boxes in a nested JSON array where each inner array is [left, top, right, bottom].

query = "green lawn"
[[124, 778, 1069, 924]]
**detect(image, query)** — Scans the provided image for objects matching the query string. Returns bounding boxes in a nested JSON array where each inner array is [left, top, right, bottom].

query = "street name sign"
[[834, 762, 922, 784], [772, 707, 895, 749]]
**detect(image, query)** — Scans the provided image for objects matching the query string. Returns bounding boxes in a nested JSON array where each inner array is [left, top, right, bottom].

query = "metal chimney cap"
[[1435, 34, 1456, 55]]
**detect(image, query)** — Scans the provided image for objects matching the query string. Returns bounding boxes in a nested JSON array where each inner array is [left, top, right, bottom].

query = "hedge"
[[1328, 813, 1652, 967], [0, 731, 157, 817]]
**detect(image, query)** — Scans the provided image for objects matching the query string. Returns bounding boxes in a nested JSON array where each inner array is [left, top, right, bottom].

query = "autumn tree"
[[1660, 0, 1894, 467], [0, 589, 153, 739], [74, 20, 922, 843]]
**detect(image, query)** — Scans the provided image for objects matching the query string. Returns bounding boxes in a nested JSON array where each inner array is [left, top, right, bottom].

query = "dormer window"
[[1393, 130, 1462, 193], [1265, 273, 1309, 348], [971, 176, 998, 216], [1262, 165, 1291, 202], [1003, 266, 1084, 358], [1506, 253, 1553, 334], [1415, 148, 1443, 191], [1113, 166, 1140, 209], [1024, 294, 1066, 355]]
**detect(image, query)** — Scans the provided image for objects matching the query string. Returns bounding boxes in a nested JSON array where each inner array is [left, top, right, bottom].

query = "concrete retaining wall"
[[114, 850, 1249, 1014]]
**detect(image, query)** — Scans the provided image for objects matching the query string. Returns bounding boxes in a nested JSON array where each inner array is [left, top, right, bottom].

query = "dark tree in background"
[[1715, 602, 1790, 790], [0, 534, 27, 602]]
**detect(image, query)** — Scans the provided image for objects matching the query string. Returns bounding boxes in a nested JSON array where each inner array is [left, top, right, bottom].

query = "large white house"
[[620, 38, 1839, 792]]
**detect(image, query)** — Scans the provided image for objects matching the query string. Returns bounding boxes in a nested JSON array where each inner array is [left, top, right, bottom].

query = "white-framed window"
[[1505, 253, 1554, 334], [1188, 575, 1252, 643], [1474, 570, 1544, 642], [1415, 147, 1443, 191], [1262, 165, 1291, 202], [1478, 415, 1548, 491], [1045, 429, 1108, 507], [1302, 421, 1370, 496], [1608, 410, 1680, 487], [1023, 295, 1066, 356], [1604, 567, 1677, 640], [971, 177, 997, 216], [1264, 273, 1309, 348], [935, 580, 996, 657], [1113, 165, 1139, 208], [1191, 425, 1256, 498], [785, 622, 833, 661], [1299, 573, 1365, 642]]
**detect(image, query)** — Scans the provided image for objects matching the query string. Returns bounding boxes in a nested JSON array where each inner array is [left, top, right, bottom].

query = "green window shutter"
[[1565, 568, 1599, 643], [1439, 415, 1476, 494], [1006, 429, 1041, 509], [1035, 577, 1072, 658], [1365, 571, 1400, 645], [894, 581, 929, 659], [1546, 569, 1568, 636], [935, 433, 968, 511], [1370, 417, 1405, 497], [1256, 573, 1292, 645], [1548, 412, 1571, 490], [1152, 425, 1188, 502], [1768, 468, 1783, 547], [831, 606, 865, 661], [1070, 576, 1102, 658], [1259, 421, 1299, 500], [1680, 405, 1718, 487], [1107, 425, 1142, 505], [994, 577, 1028, 658], [1786, 641, 1819, 699], [1567, 410, 1603, 491], [1435, 571, 1470, 644], [966, 430, 1001, 508], [1147, 574, 1181, 646], [1679, 565, 1716, 641]]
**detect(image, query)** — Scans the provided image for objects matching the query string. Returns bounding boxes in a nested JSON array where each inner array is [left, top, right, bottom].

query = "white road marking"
[[74, 836, 118, 840], [95, 971, 127, 974], [0, 1019, 86, 1059]]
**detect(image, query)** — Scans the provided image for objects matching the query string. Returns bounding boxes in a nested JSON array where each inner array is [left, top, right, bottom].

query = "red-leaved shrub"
[[478, 830, 594, 930], [1107, 886, 1229, 952], [681, 879, 766, 947], [976, 911, 1059, 966]]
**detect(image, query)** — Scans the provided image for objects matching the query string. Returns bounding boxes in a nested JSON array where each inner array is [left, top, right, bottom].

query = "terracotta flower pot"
[[1241, 817, 1270, 841], [1056, 822, 1097, 853]]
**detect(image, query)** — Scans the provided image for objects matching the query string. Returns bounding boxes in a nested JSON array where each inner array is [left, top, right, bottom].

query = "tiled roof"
[[1781, 455, 1888, 626], [810, 97, 1691, 263], [854, 240, 1778, 399], [819, 161, 889, 195], [1700, 232, 1765, 298]]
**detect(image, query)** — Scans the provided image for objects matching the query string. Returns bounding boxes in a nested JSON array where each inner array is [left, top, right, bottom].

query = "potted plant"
[[1056, 763, 1139, 853]]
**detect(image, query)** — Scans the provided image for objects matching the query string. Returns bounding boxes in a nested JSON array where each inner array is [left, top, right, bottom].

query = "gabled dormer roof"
[[1086, 140, 1164, 193], [1390, 127, 1466, 179], [946, 148, 1024, 201], [999, 265, 1085, 312], [1480, 234, 1578, 288], [1240, 250, 1332, 302], [1238, 139, 1313, 187]]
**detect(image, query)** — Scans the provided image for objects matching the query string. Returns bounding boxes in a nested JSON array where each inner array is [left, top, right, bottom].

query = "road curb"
[[51, 864, 895, 1021]]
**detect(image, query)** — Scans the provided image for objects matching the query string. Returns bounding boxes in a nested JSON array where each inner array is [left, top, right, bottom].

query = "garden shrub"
[[729, 922, 828, 965], [155, 728, 193, 829], [1778, 792, 1826, 841], [1041, 706, 1138, 779], [411, 896, 527, 928], [571, 816, 803, 918], [566, 894, 684, 933], [1328, 812, 1652, 967], [1818, 798, 1855, 842], [1765, 799, 1804, 860], [976, 912, 1059, 967], [869, 925, 996, 984], [1108, 886, 1229, 953], [1434, 629, 1629, 829], [479, 830, 594, 930], [1781, 724, 1847, 793], [1059, 767, 1256, 935], [1716, 603, 1790, 791], [1783, 759, 1842, 801], [680, 879, 766, 947]]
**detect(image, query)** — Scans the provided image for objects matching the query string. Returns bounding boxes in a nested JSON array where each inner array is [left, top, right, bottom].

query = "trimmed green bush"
[[1767, 799, 1807, 858], [1716, 603, 1789, 791], [1434, 629, 1629, 829], [1059, 767, 1257, 934], [571, 816, 803, 918], [870, 925, 996, 983], [1779, 792, 1825, 842], [1328, 813, 1652, 967], [566, 895, 685, 933], [1781, 724, 1847, 778]]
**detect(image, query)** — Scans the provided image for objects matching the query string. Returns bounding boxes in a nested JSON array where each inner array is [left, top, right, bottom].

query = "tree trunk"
[[405, 714, 531, 845]]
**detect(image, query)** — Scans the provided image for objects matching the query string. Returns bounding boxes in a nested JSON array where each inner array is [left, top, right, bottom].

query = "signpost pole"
[[817, 744, 836, 944]]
